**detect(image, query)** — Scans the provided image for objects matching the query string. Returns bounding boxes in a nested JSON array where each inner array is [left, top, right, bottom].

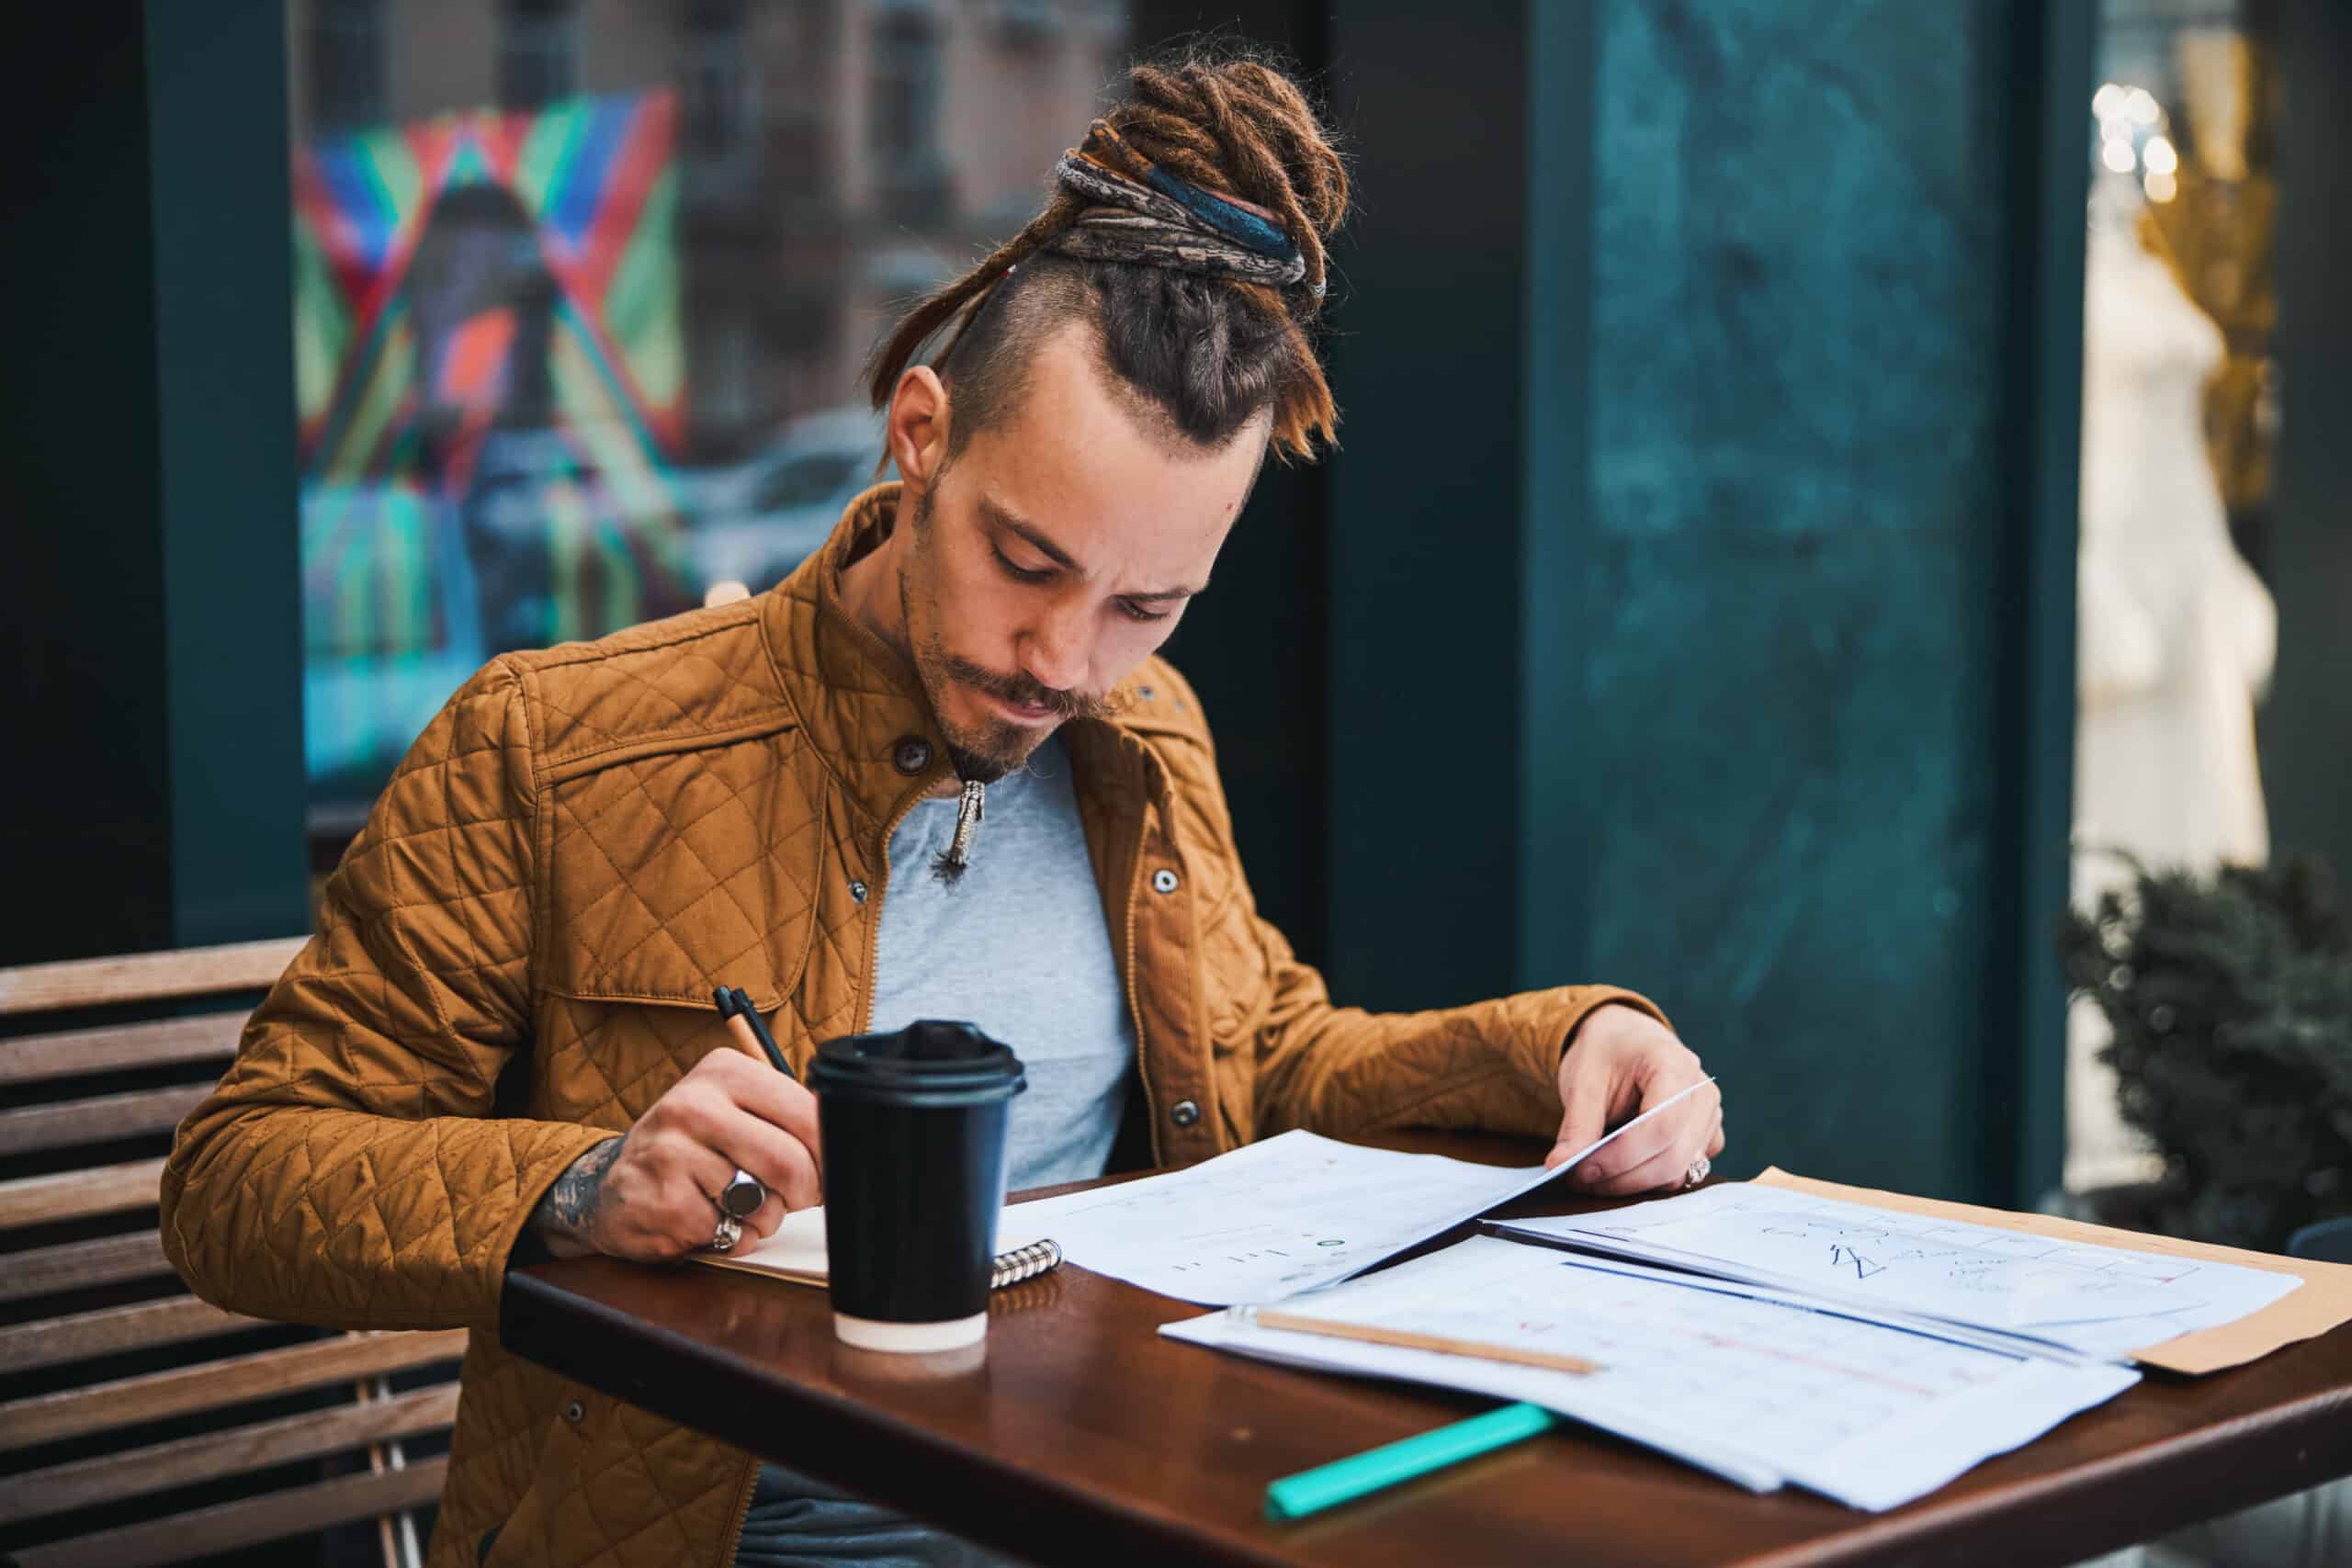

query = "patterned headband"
[[1049, 119, 1317, 295]]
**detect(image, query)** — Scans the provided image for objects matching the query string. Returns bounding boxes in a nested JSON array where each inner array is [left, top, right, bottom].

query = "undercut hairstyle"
[[865, 46, 1350, 463]]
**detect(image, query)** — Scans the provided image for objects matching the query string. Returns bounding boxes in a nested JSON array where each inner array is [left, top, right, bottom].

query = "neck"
[[832, 500, 964, 800], [836, 519, 911, 658]]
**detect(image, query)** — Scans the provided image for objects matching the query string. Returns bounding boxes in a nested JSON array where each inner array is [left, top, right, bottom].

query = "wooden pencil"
[[1251, 1309, 1601, 1376]]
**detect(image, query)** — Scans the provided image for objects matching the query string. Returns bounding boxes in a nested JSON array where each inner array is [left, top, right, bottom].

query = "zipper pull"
[[932, 780, 987, 886]]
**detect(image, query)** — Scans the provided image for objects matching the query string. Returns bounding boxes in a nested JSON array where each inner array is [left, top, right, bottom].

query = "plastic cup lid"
[[808, 1019, 1026, 1104]]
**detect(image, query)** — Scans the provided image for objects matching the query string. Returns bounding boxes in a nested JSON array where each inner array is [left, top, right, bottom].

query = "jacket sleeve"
[[1249, 911, 1669, 1144], [1147, 670, 1671, 1145], [160, 661, 617, 1333]]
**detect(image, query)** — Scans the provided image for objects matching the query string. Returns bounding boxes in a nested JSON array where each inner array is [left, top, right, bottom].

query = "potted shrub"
[[2058, 854, 2352, 1252]]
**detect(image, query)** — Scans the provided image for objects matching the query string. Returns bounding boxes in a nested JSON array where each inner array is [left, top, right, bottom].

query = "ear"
[[888, 367, 951, 491]]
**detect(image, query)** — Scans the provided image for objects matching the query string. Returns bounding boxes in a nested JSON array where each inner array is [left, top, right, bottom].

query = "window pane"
[[2068, 0, 2285, 1193], [287, 0, 1132, 813]]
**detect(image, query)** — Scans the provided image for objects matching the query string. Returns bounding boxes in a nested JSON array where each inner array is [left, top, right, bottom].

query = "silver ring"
[[1682, 1155, 1712, 1190], [718, 1168, 766, 1219], [706, 1213, 743, 1254]]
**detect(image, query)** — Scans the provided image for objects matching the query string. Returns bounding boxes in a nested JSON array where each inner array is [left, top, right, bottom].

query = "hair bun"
[[1114, 52, 1349, 305]]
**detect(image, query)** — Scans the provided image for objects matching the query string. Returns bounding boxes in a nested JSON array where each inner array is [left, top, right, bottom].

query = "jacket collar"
[[758, 482, 1173, 838]]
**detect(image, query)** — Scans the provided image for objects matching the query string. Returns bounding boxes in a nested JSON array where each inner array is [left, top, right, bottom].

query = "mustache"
[[939, 655, 1123, 722]]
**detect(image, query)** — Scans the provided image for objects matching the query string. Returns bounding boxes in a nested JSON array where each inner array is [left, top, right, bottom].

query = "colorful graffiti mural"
[[292, 89, 692, 796]]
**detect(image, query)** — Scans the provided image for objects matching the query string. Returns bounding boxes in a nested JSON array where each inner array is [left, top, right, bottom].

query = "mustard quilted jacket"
[[161, 485, 1663, 1567]]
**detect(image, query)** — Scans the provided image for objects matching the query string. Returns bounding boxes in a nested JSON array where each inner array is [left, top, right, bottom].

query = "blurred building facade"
[[286, 0, 1128, 462], [281, 0, 1130, 806]]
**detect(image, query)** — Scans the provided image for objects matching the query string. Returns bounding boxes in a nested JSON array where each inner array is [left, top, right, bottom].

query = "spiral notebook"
[[686, 1204, 1064, 1291]]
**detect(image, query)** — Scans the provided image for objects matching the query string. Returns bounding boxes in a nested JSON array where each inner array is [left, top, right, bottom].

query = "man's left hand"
[[1545, 1003, 1724, 1194]]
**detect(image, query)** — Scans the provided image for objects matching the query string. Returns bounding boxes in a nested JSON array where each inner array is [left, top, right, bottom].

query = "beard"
[[898, 485, 1121, 782]]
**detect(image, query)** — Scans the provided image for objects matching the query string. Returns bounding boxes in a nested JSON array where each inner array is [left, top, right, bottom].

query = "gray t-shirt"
[[866, 735, 1137, 1192], [734, 735, 1135, 1566]]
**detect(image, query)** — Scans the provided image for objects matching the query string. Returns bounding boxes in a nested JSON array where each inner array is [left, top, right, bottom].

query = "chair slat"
[[0, 1230, 171, 1303], [0, 1294, 264, 1375], [0, 1157, 166, 1230], [0, 937, 458, 1568], [8, 1453, 449, 1568], [0, 1085, 211, 1157], [0, 1013, 244, 1088], [0, 1382, 461, 1525], [0, 936, 306, 1017], [0, 1327, 469, 1453]]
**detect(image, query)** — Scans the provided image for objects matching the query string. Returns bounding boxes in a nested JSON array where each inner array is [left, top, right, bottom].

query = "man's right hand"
[[526, 1049, 821, 1261]]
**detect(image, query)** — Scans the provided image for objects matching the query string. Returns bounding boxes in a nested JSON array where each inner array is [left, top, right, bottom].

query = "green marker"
[[1264, 1402, 1558, 1521]]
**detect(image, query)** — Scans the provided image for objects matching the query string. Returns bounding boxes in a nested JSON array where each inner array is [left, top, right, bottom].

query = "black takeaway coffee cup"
[[807, 1019, 1026, 1352]]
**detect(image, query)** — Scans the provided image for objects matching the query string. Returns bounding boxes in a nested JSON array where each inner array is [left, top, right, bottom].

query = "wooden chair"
[[0, 940, 465, 1568]]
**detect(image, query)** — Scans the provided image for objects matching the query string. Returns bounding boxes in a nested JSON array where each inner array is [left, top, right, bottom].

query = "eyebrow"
[[978, 494, 1207, 602]]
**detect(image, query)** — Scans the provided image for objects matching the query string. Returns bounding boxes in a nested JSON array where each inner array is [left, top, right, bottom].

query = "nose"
[[1018, 603, 1090, 695]]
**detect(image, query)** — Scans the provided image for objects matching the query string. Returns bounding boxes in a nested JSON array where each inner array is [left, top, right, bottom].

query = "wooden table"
[[500, 1133, 2352, 1567]]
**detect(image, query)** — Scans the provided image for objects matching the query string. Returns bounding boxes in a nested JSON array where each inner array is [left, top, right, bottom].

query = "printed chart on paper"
[[1164, 1235, 2141, 1511]]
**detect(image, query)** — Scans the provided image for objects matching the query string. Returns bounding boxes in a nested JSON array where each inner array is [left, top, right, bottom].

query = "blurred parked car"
[[679, 406, 888, 595]]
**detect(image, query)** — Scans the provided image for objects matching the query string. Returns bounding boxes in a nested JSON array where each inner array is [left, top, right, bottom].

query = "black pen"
[[713, 985, 796, 1080]]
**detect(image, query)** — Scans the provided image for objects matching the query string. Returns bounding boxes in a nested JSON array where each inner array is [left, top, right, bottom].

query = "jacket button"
[[562, 1399, 585, 1423], [849, 880, 868, 903], [892, 737, 932, 775], [1151, 868, 1180, 895], [1170, 1100, 1200, 1128]]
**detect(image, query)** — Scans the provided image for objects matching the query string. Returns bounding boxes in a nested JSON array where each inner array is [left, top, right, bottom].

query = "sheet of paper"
[[1009, 1082, 1712, 1306], [1162, 1235, 2140, 1512], [1499, 1181, 2301, 1359], [1485, 1238, 2109, 1367], [1329, 1076, 1719, 1285], [1751, 1168, 2352, 1375], [1009, 1130, 1531, 1303]]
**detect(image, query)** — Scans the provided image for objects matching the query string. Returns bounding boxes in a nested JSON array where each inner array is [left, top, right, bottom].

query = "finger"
[[701, 1051, 824, 1177], [1707, 1113, 1726, 1158], [742, 1186, 790, 1245], [717, 1108, 821, 1212], [1547, 1049, 1615, 1168], [1571, 1112, 1680, 1187], [1588, 1133, 1704, 1197], [1575, 1081, 1716, 1187]]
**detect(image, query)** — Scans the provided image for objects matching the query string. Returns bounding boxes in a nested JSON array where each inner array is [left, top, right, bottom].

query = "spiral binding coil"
[[989, 1238, 1064, 1290]]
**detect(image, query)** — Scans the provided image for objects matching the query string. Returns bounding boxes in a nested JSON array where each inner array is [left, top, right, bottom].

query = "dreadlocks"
[[865, 46, 1350, 464]]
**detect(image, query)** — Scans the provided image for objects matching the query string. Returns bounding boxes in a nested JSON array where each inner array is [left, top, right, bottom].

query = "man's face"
[[892, 322, 1266, 780]]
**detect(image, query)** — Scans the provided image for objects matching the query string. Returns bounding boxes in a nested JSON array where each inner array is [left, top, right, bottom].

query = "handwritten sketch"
[[1504, 1184, 2301, 1356]]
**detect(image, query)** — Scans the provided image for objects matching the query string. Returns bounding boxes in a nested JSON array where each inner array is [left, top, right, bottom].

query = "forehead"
[[953, 323, 1265, 580]]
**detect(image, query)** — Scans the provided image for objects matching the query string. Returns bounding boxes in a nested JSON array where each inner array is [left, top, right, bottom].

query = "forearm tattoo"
[[531, 1134, 626, 1252]]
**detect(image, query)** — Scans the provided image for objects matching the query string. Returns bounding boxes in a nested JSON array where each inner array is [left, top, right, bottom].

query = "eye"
[[992, 547, 1054, 585], [1116, 599, 1174, 625]]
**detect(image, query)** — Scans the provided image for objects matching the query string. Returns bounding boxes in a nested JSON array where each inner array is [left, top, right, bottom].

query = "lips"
[[978, 686, 1056, 725]]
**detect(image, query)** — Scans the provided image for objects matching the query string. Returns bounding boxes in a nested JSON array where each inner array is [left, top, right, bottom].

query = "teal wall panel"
[[1564, 0, 2020, 1197], [1230, 1, 2080, 1201]]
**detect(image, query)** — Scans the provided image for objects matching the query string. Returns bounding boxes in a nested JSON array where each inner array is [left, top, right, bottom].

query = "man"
[[164, 52, 1722, 1568]]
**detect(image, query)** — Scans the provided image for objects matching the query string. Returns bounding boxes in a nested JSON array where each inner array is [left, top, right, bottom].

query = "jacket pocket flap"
[[540, 758, 825, 1011]]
